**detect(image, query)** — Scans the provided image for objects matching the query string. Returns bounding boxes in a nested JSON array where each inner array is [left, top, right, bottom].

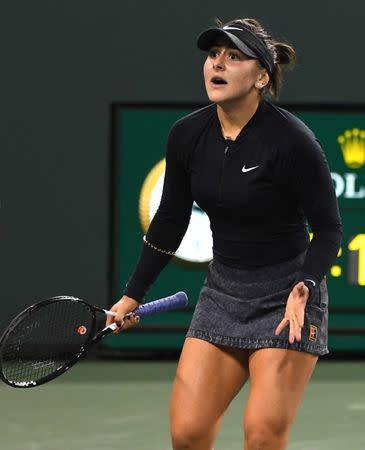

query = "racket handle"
[[103, 291, 188, 323], [135, 291, 188, 317]]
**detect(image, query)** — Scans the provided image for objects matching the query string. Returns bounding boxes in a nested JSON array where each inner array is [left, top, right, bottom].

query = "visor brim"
[[197, 29, 258, 59]]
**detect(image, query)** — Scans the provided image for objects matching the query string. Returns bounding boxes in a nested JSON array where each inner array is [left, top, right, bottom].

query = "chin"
[[206, 91, 230, 104]]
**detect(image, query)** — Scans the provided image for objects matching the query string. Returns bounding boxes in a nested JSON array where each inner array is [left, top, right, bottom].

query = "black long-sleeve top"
[[124, 100, 342, 302]]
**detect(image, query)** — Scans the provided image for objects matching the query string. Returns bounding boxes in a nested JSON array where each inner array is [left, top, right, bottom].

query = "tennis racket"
[[0, 291, 188, 388]]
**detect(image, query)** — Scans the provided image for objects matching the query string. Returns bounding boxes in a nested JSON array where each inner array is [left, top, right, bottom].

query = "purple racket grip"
[[134, 291, 188, 317]]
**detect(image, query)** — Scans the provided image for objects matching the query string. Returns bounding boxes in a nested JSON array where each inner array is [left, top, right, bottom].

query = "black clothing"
[[124, 100, 342, 302]]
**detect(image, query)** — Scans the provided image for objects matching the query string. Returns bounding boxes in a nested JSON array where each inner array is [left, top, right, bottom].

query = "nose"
[[213, 53, 225, 70]]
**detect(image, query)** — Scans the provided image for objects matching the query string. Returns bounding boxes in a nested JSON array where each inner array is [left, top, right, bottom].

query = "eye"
[[228, 51, 241, 61], [208, 49, 219, 58]]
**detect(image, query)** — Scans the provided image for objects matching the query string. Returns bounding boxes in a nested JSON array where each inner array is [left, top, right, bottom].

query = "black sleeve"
[[286, 134, 342, 290], [123, 125, 193, 302]]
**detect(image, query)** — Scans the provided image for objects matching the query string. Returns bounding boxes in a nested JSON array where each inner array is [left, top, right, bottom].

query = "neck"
[[217, 95, 261, 140]]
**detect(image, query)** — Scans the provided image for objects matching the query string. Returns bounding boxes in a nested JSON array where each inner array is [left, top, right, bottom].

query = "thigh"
[[244, 348, 317, 433], [170, 337, 249, 432]]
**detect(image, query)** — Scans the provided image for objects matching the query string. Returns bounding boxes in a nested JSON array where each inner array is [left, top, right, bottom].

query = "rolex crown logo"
[[337, 128, 365, 169]]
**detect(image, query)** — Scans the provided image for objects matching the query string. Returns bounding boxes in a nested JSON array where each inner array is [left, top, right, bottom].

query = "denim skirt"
[[186, 251, 329, 356]]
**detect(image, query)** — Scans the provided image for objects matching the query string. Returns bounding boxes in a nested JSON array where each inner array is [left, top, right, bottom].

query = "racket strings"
[[0, 300, 95, 385]]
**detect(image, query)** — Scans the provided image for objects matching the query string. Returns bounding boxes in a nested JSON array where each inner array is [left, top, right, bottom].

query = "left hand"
[[275, 281, 309, 344]]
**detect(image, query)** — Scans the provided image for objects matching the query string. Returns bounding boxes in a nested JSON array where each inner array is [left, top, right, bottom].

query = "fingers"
[[275, 282, 309, 343], [105, 308, 118, 327], [112, 312, 140, 334], [105, 315, 113, 327], [290, 317, 302, 344], [114, 306, 125, 328], [275, 318, 288, 336], [115, 314, 140, 334], [275, 316, 303, 344], [105, 305, 119, 327], [119, 313, 140, 331], [297, 307, 305, 328]]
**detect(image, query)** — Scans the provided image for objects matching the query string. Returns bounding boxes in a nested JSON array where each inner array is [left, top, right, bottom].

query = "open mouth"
[[211, 77, 227, 85]]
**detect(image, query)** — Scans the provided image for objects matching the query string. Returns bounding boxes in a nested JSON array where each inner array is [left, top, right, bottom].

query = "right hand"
[[105, 295, 141, 333]]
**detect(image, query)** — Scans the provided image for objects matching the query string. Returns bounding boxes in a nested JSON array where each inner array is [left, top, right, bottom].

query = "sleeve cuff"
[[303, 279, 316, 299], [123, 278, 146, 303], [296, 272, 320, 300]]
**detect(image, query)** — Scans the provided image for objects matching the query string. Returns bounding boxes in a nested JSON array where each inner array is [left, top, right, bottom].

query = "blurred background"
[[1, 1, 365, 448], [1, 0, 364, 352]]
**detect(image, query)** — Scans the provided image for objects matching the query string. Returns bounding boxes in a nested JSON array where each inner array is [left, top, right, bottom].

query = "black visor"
[[197, 24, 274, 77]]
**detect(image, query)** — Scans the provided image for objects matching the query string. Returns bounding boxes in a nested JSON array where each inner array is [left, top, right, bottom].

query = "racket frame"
[[0, 296, 102, 388], [0, 292, 188, 388]]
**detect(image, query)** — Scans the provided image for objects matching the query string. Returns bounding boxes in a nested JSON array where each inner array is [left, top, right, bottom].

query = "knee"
[[244, 432, 272, 450], [171, 421, 209, 450], [244, 419, 290, 450], [170, 424, 203, 450]]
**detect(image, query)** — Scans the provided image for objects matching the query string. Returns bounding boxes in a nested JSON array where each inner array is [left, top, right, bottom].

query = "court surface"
[[1, 360, 365, 449]]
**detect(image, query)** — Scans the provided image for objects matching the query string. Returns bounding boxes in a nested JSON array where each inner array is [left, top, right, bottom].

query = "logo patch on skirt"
[[309, 325, 318, 342]]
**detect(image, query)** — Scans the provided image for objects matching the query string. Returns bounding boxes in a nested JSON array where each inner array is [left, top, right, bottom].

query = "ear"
[[255, 71, 270, 89]]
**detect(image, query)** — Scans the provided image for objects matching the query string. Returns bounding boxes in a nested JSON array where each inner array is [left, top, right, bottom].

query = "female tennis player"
[[107, 17, 342, 450]]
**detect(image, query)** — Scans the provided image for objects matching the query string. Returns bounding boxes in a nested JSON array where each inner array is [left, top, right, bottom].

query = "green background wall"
[[104, 104, 365, 352]]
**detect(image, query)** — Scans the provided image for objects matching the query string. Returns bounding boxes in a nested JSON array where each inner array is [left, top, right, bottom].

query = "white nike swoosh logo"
[[242, 165, 259, 173], [223, 26, 244, 32]]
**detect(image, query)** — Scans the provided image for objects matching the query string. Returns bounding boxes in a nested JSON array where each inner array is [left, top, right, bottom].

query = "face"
[[203, 45, 268, 106]]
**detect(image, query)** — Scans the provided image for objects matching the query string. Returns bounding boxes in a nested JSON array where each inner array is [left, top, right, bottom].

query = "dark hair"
[[217, 18, 296, 99]]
